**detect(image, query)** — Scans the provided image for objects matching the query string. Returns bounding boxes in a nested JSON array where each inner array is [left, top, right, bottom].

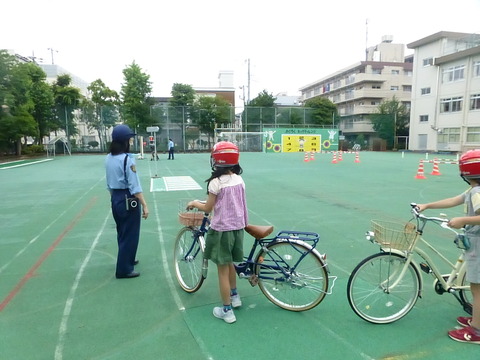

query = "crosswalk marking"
[[150, 176, 202, 192]]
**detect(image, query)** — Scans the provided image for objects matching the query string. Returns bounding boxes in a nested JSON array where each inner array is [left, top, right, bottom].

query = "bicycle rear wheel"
[[255, 241, 328, 311], [174, 227, 205, 293], [347, 252, 420, 324]]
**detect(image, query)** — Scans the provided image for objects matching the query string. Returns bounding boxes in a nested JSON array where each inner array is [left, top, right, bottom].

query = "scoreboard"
[[282, 134, 321, 153]]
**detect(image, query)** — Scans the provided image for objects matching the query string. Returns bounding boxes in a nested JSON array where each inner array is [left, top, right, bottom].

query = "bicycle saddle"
[[245, 225, 274, 239]]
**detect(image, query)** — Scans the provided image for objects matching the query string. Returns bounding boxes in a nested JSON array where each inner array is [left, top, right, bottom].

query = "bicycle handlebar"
[[410, 203, 450, 223]]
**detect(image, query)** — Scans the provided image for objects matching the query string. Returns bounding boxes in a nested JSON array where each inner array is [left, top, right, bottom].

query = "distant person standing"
[[168, 138, 175, 160], [105, 124, 149, 279]]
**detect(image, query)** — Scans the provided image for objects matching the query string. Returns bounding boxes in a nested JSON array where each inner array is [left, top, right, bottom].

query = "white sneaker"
[[213, 307, 236, 323], [230, 294, 242, 308]]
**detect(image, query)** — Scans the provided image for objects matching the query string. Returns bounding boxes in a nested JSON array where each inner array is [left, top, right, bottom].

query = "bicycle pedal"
[[420, 262, 431, 274], [248, 274, 259, 287]]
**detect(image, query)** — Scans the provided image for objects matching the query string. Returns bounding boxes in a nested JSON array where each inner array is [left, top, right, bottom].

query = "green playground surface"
[[0, 151, 478, 360]]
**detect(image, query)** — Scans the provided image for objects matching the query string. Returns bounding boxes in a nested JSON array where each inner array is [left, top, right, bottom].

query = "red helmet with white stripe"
[[211, 141, 239, 168], [459, 149, 480, 178]]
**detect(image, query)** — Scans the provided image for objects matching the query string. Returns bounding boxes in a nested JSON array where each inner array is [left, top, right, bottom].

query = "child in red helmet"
[[417, 149, 480, 344], [187, 141, 248, 324]]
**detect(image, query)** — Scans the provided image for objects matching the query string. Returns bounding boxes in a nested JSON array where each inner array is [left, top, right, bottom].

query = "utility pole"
[[48, 48, 58, 64], [28, 51, 43, 64], [247, 58, 251, 105]]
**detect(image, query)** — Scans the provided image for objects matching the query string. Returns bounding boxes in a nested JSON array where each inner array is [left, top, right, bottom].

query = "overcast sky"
[[2, 0, 479, 104]]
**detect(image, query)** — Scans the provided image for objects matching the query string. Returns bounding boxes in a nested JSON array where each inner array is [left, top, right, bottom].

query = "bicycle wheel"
[[255, 240, 328, 311], [459, 270, 473, 315], [174, 227, 205, 293], [347, 252, 421, 324]]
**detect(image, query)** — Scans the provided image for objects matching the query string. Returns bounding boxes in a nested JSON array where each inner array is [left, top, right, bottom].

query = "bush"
[[23, 145, 45, 155]]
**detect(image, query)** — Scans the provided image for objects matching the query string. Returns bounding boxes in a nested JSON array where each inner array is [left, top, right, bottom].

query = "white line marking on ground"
[[54, 213, 109, 360], [0, 158, 53, 169], [0, 177, 105, 275]]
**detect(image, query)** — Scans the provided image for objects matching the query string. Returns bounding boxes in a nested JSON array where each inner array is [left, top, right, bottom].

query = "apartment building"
[[299, 36, 412, 148], [407, 31, 480, 152]]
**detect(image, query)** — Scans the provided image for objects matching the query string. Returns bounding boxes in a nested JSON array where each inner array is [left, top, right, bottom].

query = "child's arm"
[[417, 195, 463, 212], [449, 214, 480, 229], [187, 193, 216, 213]]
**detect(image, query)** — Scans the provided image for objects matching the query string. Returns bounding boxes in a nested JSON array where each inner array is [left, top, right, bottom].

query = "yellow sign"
[[282, 135, 321, 152]]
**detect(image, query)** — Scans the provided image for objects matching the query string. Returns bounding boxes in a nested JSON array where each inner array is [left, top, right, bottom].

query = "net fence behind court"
[[216, 131, 265, 152]]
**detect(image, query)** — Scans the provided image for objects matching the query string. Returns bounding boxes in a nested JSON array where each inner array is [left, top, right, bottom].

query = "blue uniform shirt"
[[105, 153, 143, 195]]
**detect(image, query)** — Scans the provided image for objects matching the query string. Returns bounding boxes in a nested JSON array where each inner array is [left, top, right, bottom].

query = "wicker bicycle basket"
[[371, 220, 417, 251], [178, 199, 208, 227]]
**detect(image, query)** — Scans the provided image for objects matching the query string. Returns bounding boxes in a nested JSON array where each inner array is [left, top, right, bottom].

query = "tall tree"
[[52, 74, 83, 144], [192, 95, 232, 146], [244, 90, 277, 129], [303, 97, 337, 126], [370, 96, 409, 149], [86, 79, 119, 150], [120, 62, 153, 132]]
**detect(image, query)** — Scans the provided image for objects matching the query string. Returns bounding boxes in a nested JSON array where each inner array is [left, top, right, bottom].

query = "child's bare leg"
[[217, 264, 231, 305], [228, 263, 237, 291], [471, 282, 480, 329]]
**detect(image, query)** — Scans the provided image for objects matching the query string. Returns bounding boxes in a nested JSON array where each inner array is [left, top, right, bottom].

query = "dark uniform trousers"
[[111, 189, 141, 276]]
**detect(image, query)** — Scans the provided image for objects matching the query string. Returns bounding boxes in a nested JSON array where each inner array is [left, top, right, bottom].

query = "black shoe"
[[116, 272, 140, 279], [134, 260, 139, 265]]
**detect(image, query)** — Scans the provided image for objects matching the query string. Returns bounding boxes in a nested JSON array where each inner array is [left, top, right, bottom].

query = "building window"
[[372, 85, 381, 89], [438, 127, 460, 143], [440, 97, 463, 113], [442, 65, 465, 83], [403, 85, 412, 92], [471, 94, 480, 110], [474, 61, 480, 77], [390, 86, 399, 91], [423, 58, 434, 66], [421, 87, 431, 95], [419, 115, 429, 122], [372, 68, 382, 75], [467, 127, 480, 142], [391, 70, 400, 75], [371, 101, 380, 105], [404, 70, 413, 76]]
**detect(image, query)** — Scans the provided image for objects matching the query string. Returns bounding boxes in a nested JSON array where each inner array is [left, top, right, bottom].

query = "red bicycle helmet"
[[459, 149, 480, 178], [211, 141, 239, 168]]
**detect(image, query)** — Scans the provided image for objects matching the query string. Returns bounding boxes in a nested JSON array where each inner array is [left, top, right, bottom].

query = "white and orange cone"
[[310, 151, 315, 161], [304, 152, 310, 162], [430, 158, 441, 176], [415, 160, 427, 179], [331, 152, 337, 164], [355, 152, 360, 163]]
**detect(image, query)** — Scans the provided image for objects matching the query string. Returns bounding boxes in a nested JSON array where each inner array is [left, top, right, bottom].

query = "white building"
[[299, 36, 413, 148], [408, 31, 480, 152]]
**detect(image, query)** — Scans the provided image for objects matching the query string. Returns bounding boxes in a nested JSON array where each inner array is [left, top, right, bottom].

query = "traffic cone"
[[415, 160, 427, 179], [331, 152, 337, 164], [304, 152, 310, 162], [338, 151, 343, 161], [430, 158, 441, 175], [310, 151, 315, 161], [355, 152, 360, 163]]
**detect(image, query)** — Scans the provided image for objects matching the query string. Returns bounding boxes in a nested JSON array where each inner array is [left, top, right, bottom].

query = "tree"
[[192, 95, 232, 146], [303, 97, 337, 126], [170, 83, 195, 108], [248, 90, 276, 107], [86, 79, 119, 150], [52, 74, 83, 144], [120, 62, 153, 132], [370, 96, 409, 149]]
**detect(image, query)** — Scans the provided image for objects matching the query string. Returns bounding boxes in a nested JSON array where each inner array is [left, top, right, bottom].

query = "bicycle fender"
[[381, 249, 424, 299], [277, 239, 330, 273]]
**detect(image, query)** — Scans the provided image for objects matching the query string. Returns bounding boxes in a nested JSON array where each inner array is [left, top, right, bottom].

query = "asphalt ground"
[[0, 150, 478, 360]]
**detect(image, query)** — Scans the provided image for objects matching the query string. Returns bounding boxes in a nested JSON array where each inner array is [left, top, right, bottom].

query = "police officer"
[[105, 124, 149, 279]]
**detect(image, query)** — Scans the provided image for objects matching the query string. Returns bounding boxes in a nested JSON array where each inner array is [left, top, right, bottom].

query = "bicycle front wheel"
[[459, 270, 473, 315], [255, 241, 328, 312], [347, 252, 421, 324], [174, 227, 205, 293]]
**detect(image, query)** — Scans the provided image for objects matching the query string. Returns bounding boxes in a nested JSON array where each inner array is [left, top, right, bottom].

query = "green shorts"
[[204, 228, 244, 265]]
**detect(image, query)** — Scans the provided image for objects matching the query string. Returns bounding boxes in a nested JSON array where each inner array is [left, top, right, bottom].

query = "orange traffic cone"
[[304, 152, 310, 162], [355, 152, 360, 163], [310, 151, 315, 161], [331, 152, 337, 164], [338, 151, 343, 161], [415, 160, 427, 179], [430, 158, 441, 175]]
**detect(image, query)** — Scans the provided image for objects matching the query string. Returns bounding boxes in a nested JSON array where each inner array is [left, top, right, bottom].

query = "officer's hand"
[[142, 206, 149, 220]]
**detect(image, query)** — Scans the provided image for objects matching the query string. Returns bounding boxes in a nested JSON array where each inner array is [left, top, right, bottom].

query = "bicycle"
[[174, 202, 336, 311], [346, 203, 473, 324]]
